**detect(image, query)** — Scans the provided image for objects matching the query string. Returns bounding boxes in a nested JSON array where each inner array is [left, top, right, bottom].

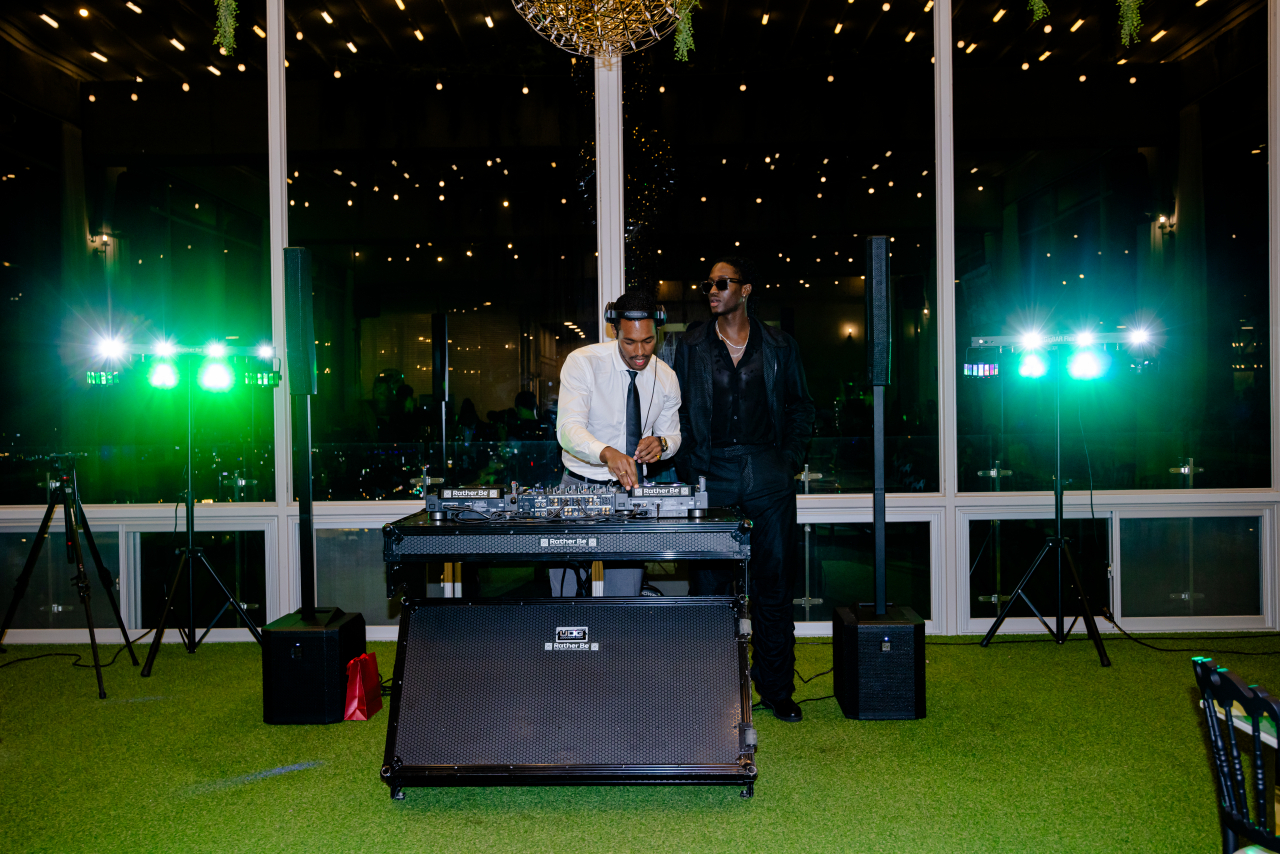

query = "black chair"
[[1193, 657, 1280, 854]]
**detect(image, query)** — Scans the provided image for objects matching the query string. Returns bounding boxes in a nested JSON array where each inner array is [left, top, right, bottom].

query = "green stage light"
[[154, 340, 176, 357], [86, 370, 120, 386], [1018, 353, 1047, 378], [97, 337, 125, 360], [198, 360, 235, 392], [148, 361, 179, 389], [1068, 349, 1108, 380], [256, 344, 274, 359]]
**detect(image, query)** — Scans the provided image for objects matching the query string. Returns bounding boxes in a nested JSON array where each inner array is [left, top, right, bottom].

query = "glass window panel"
[[631, 11, 939, 494], [1119, 517, 1260, 617], [954, 1, 1269, 491], [0, 6, 275, 504], [316, 528, 402, 626], [138, 531, 265, 629], [793, 522, 931, 623], [967, 518, 1110, 621], [0, 529, 120, 629], [289, 45, 597, 499]]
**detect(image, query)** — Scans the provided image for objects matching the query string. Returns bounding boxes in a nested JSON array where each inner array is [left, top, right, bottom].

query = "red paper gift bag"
[[344, 652, 383, 721]]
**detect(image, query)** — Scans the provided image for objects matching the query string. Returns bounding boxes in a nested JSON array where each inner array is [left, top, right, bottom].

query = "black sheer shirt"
[[710, 318, 774, 447]]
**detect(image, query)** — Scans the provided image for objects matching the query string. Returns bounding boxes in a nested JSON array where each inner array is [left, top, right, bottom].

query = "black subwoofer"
[[262, 607, 366, 724], [381, 597, 757, 798], [833, 604, 925, 720]]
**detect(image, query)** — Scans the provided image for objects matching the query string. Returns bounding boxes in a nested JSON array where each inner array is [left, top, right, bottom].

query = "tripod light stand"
[[968, 329, 1152, 667], [141, 349, 269, 674], [82, 334, 277, 675], [0, 457, 138, 697]]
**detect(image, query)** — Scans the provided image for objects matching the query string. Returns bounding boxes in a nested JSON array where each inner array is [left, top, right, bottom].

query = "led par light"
[[96, 337, 126, 360], [198, 360, 235, 392], [148, 361, 179, 389], [1067, 349, 1108, 380], [1017, 353, 1048, 378]]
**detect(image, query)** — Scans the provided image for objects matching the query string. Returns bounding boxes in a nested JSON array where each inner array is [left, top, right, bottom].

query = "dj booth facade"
[[379, 508, 759, 798]]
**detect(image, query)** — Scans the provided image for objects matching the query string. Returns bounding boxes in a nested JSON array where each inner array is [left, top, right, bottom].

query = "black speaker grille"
[[284, 247, 317, 395], [857, 624, 917, 717], [866, 235, 892, 386], [395, 601, 741, 767]]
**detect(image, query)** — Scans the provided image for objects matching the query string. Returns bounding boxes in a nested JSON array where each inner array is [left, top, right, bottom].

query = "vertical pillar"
[[595, 56, 624, 339], [267, 0, 292, 619], [1263, 0, 1280, 632], [1271, 0, 1280, 499], [934, 0, 958, 635]]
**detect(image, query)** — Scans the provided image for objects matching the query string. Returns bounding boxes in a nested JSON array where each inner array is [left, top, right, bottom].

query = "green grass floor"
[[2, 631, 1276, 853]]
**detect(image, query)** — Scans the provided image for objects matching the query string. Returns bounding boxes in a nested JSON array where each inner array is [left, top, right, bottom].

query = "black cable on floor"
[[1098, 612, 1280, 656], [795, 666, 832, 684], [0, 628, 154, 670]]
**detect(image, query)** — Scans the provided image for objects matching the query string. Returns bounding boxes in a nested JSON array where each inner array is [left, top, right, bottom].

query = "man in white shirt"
[[553, 288, 682, 595]]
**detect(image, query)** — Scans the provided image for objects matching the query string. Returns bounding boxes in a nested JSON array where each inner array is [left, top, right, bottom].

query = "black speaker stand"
[[978, 345, 1110, 666], [0, 458, 138, 697], [141, 354, 263, 676]]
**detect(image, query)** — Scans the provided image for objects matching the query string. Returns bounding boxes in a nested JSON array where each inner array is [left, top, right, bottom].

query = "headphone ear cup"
[[603, 301, 618, 325], [653, 305, 667, 327]]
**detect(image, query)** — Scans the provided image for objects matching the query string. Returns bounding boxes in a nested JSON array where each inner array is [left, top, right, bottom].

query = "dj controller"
[[422, 479, 711, 520], [384, 477, 748, 571]]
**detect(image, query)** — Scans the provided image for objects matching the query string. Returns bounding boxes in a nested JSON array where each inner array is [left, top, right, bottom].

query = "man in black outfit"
[[673, 256, 815, 723]]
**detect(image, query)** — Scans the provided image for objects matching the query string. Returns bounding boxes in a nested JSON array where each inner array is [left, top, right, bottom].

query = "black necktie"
[[625, 369, 641, 457]]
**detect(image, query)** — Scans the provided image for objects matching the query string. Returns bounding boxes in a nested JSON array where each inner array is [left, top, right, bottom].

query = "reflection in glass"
[[317, 528, 402, 627], [139, 531, 264, 630], [1120, 517, 1260, 617], [0, 34, 274, 504], [289, 52, 597, 497], [793, 522, 931, 623], [955, 3, 1269, 491], [0, 531, 120, 629], [968, 518, 1110, 621], [625, 10, 940, 494]]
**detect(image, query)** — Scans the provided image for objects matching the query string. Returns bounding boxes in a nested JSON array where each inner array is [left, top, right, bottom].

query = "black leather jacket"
[[672, 319, 816, 481]]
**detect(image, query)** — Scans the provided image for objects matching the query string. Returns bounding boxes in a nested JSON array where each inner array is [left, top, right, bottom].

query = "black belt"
[[565, 468, 614, 485]]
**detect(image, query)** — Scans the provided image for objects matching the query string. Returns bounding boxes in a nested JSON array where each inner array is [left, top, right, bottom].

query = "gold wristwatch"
[[657, 436, 669, 453]]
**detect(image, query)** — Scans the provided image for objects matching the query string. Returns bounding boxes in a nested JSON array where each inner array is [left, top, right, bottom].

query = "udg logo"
[[545, 626, 598, 651]]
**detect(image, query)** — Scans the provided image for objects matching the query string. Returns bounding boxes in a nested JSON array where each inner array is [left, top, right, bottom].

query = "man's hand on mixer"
[[599, 446, 639, 489]]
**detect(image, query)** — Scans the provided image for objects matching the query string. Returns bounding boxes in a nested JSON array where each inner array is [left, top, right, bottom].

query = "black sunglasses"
[[700, 277, 743, 294]]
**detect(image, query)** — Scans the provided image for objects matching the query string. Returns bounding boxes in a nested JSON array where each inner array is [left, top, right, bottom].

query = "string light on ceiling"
[[512, 0, 688, 57]]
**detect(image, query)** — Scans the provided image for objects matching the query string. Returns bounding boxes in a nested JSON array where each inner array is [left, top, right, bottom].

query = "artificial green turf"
[[2, 632, 1274, 853]]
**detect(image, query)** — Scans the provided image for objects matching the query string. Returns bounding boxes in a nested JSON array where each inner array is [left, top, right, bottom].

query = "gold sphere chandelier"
[[512, 0, 687, 58]]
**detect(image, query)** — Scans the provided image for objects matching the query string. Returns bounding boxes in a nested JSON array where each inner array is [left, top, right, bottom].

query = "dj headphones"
[[604, 302, 667, 329]]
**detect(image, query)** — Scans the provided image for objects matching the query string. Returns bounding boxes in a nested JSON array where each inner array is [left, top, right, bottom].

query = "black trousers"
[[689, 446, 797, 702]]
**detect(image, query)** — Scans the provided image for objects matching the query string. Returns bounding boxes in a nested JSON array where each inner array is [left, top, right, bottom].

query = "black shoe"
[[760, 696, 802, 723]]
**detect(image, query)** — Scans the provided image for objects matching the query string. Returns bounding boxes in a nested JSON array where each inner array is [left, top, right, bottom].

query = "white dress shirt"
[[556, 341, 682, 480]]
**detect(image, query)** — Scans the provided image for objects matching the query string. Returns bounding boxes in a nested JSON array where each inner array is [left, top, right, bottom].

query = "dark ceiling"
[[0, 0, 1264, 87]]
